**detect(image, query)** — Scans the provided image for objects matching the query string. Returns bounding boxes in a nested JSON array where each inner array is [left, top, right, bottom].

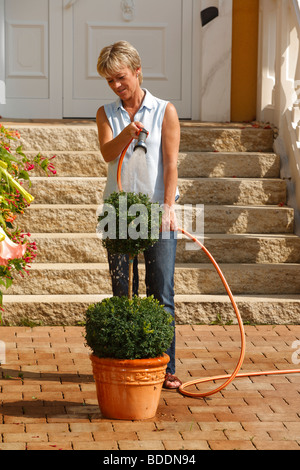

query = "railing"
[[257, 0, 300, 234]]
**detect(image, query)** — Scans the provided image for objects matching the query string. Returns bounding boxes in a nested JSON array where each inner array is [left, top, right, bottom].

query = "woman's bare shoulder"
[[96, 105, 106, 124]]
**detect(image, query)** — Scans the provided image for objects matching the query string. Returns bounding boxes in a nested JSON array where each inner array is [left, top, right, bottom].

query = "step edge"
[[3, 293, 300, 303], [26, 262, 300, 269]]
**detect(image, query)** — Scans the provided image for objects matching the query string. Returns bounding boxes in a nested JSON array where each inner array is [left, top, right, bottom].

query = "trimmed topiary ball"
[[85, 295, 174, 360], [97, 191, 162, 257]]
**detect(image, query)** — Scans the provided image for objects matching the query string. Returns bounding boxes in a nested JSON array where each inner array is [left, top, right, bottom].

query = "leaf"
[[18, 170, 30, 181], [16, 146, 26, 158]]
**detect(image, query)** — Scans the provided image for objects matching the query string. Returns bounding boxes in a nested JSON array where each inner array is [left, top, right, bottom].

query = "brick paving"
[[0, 324, 300, 451]]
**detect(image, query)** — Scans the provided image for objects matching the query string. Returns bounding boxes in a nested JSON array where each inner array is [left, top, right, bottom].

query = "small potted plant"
[[85, 191, 174, 420]]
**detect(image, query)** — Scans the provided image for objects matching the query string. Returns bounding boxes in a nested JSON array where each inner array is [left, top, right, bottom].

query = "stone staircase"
[[2, 120, 300, 325]]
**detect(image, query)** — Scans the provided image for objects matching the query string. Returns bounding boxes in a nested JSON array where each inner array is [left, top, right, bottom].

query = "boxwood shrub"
[[85, 295, 174, 360], [97, 191, 162, 256]]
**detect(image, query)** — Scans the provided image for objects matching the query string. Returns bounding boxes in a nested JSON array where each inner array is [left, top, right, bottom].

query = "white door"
[[0, 0, 193, 120], [63, 0, 193, 119], [0, 0, 63, 119]]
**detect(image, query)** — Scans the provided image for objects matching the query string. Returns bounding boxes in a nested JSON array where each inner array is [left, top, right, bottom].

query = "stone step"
[[30, 233, 300, 264], [8, 122, 274, 152], [27, 151, 108, 178], [6, 263, 300, 296], [19, 204, 295, 234], [27, 176, 287, 206], [27, 150, 280, 179], [178, 152, 280, 178], [2, 293, 300, 326], [11, 123, 100, 152], [178, 177, 286, 205], [179, 124, 274, 152]]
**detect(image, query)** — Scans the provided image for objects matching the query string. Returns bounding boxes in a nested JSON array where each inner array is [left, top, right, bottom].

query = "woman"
[[96, 41, 181, 389]]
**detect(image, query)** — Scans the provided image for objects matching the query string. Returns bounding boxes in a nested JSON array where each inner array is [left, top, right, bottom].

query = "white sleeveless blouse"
[[103, 89, 179, 204]]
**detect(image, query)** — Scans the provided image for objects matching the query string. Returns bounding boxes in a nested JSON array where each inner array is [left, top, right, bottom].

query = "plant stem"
[[128, 254, 134, 300]]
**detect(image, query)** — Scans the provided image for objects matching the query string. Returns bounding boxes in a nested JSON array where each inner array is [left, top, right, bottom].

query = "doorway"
[[231, 0, 259, 122]]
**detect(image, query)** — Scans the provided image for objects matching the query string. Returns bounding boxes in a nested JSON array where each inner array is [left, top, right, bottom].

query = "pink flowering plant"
[[0, 124, 56, 323]]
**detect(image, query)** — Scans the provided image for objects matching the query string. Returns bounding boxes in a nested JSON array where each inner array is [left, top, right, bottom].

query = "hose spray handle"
[[134, 127, 149, 154]]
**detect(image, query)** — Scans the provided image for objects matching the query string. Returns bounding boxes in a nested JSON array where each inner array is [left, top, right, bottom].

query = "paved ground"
[[0, 324, 300, 451]]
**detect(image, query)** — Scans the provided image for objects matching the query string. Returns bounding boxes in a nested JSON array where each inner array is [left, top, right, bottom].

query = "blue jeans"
[[107, 231, 177, 375]]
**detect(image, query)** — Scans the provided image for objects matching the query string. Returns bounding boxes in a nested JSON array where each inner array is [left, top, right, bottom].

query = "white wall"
[[257, 0, 300, 234], [193, 0, 233, 121]]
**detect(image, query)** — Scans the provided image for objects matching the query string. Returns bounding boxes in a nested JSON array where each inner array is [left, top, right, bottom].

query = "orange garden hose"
[[117, 139, 300, 399]]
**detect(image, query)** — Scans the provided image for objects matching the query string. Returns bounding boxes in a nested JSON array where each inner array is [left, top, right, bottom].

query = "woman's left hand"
[[161, 204, 178, 232]]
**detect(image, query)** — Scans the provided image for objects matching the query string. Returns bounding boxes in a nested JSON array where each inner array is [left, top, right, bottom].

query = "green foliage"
[[0, 124, 56, 321], [98, 191, 161, 256], [85, 295, 174, 360]]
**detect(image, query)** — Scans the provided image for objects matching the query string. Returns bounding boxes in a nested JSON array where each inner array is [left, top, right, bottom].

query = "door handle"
[[65, 0, 78, 8]]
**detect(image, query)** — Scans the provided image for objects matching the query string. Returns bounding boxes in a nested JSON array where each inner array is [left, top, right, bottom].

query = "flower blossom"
[[0, 227, 27, 266], [0, 160, 34, 204]]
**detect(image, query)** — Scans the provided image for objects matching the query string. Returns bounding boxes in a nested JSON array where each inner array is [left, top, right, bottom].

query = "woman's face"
[[105, 66, 140, 100]]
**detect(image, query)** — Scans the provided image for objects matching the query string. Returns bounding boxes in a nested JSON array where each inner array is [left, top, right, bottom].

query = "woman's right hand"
[[96, 106, 145, 162], [126, 121, 144, 139]]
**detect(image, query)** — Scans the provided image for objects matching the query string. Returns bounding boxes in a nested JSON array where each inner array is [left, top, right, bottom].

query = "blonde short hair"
[[97, 41, 143, 85]]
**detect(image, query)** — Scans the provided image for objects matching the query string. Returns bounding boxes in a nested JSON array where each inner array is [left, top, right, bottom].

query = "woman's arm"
[[96, 106, 143, 163], [161, 102, 180, 230]]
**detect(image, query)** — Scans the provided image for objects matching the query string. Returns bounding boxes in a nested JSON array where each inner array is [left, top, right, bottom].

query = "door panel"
[[5, 2, 48, 100], [63, 0, 193, 118], [0, 0, 63, 119]]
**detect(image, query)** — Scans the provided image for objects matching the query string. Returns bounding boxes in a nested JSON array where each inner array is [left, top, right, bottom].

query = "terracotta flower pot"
[[90, 353, 169, 420]]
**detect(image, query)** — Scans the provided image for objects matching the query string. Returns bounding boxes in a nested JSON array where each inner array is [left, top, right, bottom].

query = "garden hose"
[[116, 136, 300, 399]]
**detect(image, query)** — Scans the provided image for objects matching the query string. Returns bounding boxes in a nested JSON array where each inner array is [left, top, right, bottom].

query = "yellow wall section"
[[231, 0, 259, 122]]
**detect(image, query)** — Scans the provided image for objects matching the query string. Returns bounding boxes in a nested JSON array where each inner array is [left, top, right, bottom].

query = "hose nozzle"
[[134, 128, 149, 154]]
